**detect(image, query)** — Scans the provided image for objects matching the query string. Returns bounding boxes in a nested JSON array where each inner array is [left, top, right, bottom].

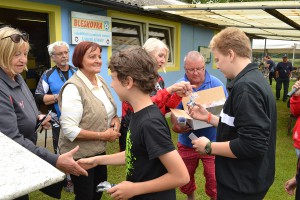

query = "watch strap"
[[205, 141, 212, 155]]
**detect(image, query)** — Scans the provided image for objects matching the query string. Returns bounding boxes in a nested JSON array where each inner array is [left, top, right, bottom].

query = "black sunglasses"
[[1, 32, 29, 43]]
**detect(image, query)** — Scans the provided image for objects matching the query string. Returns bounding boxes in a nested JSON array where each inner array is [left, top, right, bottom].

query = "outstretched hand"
[[77, 156, 101, 170], [170, 81, 195, 97], [56, 146, 88, 176]]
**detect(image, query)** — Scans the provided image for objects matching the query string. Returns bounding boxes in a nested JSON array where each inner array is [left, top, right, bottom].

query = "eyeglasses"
[[185, 67, 205, 73], [1, 33, 29, 43], [53, 51, 69, 56]]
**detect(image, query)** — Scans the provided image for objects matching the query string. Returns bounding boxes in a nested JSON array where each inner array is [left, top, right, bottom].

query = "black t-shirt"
[[126, 104, 176, 199]]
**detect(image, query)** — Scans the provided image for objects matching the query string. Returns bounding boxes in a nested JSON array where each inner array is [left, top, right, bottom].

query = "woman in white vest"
[[58, 41, 120, 200]]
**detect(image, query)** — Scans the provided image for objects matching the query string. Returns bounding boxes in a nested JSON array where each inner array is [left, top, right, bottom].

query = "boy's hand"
[[285, 176, 297, 196], [108, 181, 136, 200], [77, 156, 101, 170]]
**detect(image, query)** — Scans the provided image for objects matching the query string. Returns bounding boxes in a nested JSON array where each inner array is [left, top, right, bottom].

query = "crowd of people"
[[3, 24, 300, 200]]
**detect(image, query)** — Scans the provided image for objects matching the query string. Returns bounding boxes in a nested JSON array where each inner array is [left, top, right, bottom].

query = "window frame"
[[108, 10, 180, 72], [111, 19, 144, 54], [148, 24, 174, 64]]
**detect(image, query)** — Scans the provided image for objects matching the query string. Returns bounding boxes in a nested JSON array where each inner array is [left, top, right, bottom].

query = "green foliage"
[[30, 81, 297, 199]]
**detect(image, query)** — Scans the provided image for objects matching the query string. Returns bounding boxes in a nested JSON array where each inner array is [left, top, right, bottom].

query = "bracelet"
[[207, 112, 212, 123]]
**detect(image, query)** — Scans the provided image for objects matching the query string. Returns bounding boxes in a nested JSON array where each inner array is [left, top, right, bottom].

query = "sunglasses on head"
[[1, 32, 29, 43]]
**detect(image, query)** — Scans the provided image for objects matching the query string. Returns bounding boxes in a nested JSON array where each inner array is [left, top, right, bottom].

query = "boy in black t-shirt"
[[78, 47, 189, 200]]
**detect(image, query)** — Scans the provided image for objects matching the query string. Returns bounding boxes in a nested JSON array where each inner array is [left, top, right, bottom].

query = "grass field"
[[30, 79, 298, 200]]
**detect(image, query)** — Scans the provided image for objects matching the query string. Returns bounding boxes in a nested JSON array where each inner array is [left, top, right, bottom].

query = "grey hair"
[[47, 41, 69, 56], [184, 51, 205, 65]]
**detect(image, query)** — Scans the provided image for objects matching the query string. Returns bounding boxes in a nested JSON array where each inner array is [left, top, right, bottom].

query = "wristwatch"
[[204, 141, 212, 155]]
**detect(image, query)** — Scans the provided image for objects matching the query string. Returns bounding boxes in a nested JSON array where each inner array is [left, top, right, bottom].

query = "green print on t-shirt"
[[125, 129, 135, 176]]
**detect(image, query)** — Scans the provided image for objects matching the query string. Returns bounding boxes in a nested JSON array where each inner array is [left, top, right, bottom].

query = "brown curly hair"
[[108, 46, 159, 94]]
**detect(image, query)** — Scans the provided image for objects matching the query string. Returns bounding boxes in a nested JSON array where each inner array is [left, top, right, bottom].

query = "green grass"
[[30, 79, 297, 200]]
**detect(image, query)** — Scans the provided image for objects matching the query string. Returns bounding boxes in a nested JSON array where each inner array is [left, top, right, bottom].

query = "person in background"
[[35, 41, 77, 154], [119, 37, 192, 151], [285, 80, 300, 199], [263, 55, 275, 85], [188, 27, 276, 200], [0, 26, 87, 200], [35, 41, 77, 192], [78, 46, 189, 200], [275, 54, 293, 102], [171, 51, 228, 200], [58, 41, 121, 200]]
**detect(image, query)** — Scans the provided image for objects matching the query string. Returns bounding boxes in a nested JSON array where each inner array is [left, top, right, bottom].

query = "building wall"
[[163, 23, 226, 87], [8, 0, 226, 116]]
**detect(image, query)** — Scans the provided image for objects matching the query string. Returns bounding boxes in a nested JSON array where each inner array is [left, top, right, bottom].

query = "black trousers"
[[276, 77, 290, 100], [52, 124, 60, 154], [269, 72, 274, 85], [296, 182, 300, 200], [71, 154, 107, 200]]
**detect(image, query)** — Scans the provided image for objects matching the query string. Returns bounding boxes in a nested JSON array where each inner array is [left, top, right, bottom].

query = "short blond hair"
[[143, 38, 169, 63], [0, 26, 29, 75], [209, 27, 251, 59]]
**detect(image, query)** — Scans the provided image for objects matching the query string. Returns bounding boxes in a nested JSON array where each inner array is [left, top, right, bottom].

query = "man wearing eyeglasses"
[[171, 51, 228, 200], [35, 41, 77, 155], [35, 41, 77, 192]]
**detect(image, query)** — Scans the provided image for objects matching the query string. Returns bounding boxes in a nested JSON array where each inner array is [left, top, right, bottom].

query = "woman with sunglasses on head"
[[119, 38, 193, 151], [0, 26, 87, 200]]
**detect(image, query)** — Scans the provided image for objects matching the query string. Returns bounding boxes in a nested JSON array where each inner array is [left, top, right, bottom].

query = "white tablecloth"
[[0, 132, 65, 200]]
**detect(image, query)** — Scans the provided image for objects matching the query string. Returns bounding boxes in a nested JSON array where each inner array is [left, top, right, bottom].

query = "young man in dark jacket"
[[189, 27, 277, 200]]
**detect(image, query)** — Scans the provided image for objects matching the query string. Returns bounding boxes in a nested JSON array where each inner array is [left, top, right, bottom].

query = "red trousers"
[[178, 142, 217, 199]]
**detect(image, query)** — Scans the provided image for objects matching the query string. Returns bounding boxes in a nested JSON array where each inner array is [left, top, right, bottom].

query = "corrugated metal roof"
[[113, 0, 186, 6], [143, 1, 300, 41]]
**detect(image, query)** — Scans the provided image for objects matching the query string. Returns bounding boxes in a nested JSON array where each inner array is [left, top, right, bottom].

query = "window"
[[148, 25, 173, 63], [112, 19, 174, 64], [112, 20, 143, 55]]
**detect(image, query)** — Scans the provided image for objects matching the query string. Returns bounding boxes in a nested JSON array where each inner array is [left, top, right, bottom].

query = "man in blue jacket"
[[35, 41, 77, 154], [35, 41, 77, 192]]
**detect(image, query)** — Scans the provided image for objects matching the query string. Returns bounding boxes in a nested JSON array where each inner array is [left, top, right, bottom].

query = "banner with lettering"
[[71, 11, 112, 46]]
